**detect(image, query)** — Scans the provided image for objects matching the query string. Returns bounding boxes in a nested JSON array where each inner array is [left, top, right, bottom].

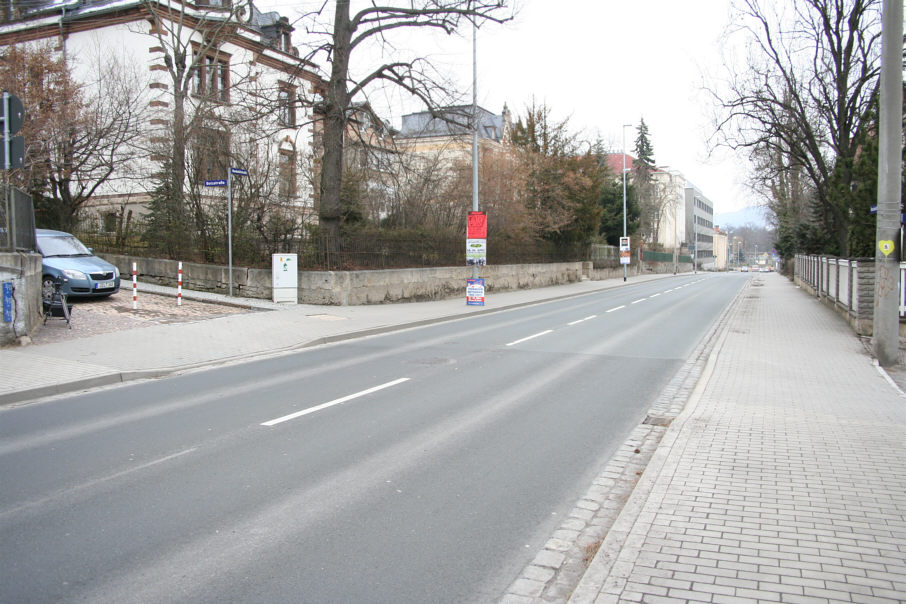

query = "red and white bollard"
[[132, 262, 137, 310], [177, 262, 183, 307]]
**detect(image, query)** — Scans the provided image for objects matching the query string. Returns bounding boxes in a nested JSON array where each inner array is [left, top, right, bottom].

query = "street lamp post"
[[622, 123, 633, 282], [471, 21, 479, 281]]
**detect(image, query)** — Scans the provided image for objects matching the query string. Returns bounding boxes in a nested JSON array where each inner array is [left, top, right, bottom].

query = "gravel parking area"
[[32, 289, 253, 345]]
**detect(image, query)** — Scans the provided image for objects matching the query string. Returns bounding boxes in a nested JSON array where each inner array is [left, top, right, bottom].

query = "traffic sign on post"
[[2, 91, 25, 171], [1, 92, 23, 134], [0, 135, 24, 169]]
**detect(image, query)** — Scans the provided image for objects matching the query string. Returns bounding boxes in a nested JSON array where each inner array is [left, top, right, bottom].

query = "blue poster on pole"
[[2, 281, 12, 323], [466, 278, 485, 306]]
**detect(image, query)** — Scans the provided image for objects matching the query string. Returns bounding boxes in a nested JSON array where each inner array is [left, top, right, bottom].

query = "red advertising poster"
[[467, 211, 487, 239]]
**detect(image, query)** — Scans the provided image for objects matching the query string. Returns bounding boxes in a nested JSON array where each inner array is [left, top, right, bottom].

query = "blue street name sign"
[[204, 179, 227, 187], [230, 167, 248, 176], [869, 205, 906, 222]]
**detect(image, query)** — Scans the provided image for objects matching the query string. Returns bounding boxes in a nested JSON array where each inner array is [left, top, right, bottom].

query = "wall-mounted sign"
[[619, 236, 631, 265], [467, 211, 487, 239], [466, 278, 485, 306], [467, 239, 487, 266]]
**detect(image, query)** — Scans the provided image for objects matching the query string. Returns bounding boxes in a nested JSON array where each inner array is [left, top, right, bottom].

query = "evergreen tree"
[[144, 159, 192, 258], [597, 176, 640, 245], [634, 118, 655, 170], [632, 117, 660, 242]]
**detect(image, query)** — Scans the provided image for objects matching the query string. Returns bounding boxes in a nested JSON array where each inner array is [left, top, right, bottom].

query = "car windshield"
[[37, 235, 92, 257]]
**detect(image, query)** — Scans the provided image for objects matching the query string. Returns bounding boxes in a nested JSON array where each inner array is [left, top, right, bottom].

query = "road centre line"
[[649, 293, 661, 298], [506, 330, 553, 347], [567, 315, 597, 326], [261, 378, 411, 426], [605, 305, 625, 313], [631, 298, 647, 304]]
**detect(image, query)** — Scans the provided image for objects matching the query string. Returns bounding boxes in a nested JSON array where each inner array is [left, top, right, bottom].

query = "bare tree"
[[298, 0, 513, 245], [0, 42, 146, 230], [709, 0, 882, 254], [138, 0, 250, 240]]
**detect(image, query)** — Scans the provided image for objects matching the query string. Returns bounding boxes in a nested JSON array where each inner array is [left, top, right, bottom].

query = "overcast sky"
[[268, 0, 753, 214]]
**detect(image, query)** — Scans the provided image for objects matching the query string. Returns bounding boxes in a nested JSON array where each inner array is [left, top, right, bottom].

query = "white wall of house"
[[653, 168, 687, 252], [1, 3, 319, 226]]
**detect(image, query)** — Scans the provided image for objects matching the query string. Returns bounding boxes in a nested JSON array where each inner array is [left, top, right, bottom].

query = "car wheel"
[[42, 276, 56, 299]]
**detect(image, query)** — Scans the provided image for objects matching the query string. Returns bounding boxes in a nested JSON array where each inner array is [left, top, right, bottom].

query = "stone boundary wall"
[[0, 252, 42, 346], [100, 254, 696, 306]]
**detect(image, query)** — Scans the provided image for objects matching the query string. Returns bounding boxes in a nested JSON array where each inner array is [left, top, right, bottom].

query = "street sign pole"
[[2, 91, 25, 251], [227, 169, 233, 297], [4, 92, 12, 250], [226, 168, 248, 298]]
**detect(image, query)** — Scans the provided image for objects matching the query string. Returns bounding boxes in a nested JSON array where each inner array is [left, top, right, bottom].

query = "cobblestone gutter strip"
[[499, 280, 750, 604]]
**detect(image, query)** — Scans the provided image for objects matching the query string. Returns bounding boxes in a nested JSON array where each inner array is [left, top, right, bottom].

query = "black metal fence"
[[0, 185, 35, 252], [73, 217, 592, 271]]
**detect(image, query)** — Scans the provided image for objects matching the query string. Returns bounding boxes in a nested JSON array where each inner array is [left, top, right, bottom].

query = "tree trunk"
[[171, 86, 189, 254], [319, 0, 352, 249]]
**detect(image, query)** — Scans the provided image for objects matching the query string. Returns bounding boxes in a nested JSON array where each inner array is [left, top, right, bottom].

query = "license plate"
[[95, 280, 115, 289]]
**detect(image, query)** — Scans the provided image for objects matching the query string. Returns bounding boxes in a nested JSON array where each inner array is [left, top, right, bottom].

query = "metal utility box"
[[272, 254, 298, 304]]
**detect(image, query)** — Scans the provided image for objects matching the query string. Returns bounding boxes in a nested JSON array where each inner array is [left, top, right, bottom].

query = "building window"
[[278, 83, 296, 127], [193, 50, 230, 102], [194, 127, 231, 182], [104, 212, 118, 233], [278, 148, 296, 200]]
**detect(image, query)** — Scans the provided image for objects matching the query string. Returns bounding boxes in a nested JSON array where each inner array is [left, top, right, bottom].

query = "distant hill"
[[714, 206, 771, 230]]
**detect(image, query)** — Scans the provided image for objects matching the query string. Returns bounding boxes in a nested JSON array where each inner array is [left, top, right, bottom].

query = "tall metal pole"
[[471, 21, 480, 281], [621, 129, 627, 281], [673, 176, 678, 275], [3, 92, 14, 251], [872, 0, 903, 366], [227, 170, 233, 296]]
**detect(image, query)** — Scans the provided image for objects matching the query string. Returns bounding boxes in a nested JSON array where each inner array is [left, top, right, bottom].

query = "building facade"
[[396, 104, 511, 168], [685, 183, 715, 270], [712, 226, 728, 270], [0, 0, 322, 228], [652, 167, 687, 253]]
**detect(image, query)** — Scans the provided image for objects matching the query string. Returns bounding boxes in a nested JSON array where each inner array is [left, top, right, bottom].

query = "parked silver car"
[[36, 229, 120, 298]]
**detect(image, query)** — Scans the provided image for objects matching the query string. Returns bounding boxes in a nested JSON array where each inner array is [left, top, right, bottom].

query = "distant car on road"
[[36, 229, 120, 299]]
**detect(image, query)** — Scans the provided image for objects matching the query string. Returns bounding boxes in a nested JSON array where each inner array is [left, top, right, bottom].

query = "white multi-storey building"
[[685, 183, 715, 270], [652, 169, 716, 269]]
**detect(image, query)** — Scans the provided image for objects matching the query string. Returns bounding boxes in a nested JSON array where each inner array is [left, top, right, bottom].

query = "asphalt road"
[[0, 273, 748, 603]]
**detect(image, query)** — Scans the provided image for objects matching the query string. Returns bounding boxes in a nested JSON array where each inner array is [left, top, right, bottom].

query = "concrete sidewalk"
[[0, 273, 671, 406], [568, 275, 906, 603]]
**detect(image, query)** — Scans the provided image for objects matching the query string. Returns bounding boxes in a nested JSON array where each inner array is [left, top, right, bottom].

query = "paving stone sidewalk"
[[568, 275, 906, 603]]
